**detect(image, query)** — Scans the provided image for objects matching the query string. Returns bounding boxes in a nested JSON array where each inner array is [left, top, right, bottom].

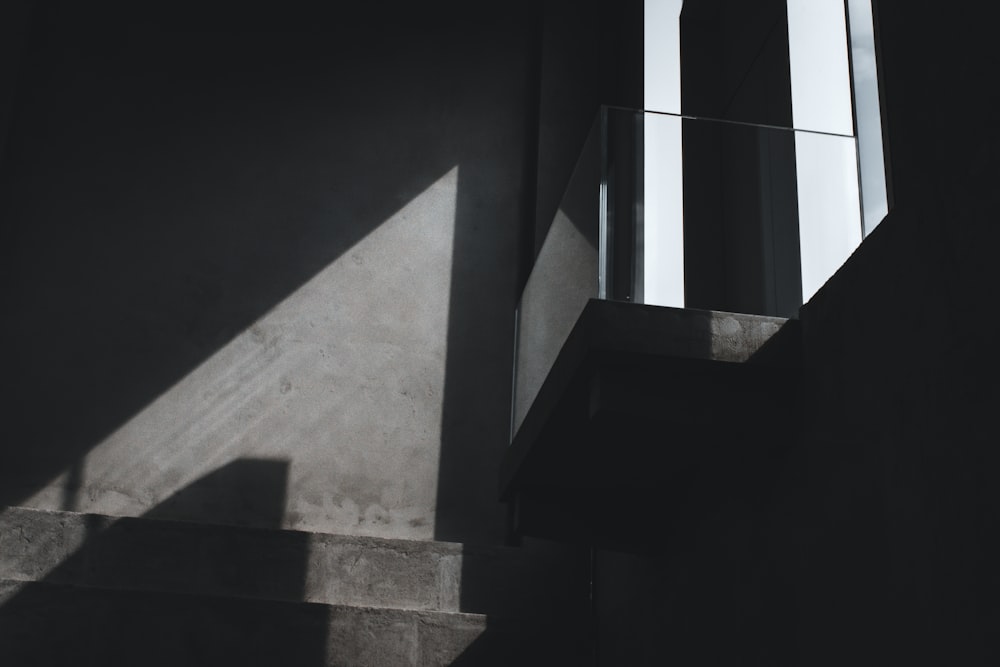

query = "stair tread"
[[3, 505, 471, 551], [0, 577, 489, 620]]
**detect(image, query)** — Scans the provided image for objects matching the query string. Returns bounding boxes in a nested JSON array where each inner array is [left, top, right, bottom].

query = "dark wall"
[[680, 0, 791, 126], [531, 0, 642, 267], [0, 0, 540, 545], [0, 0, 34, 168], [593, 2, 1000, 663], [680, 0, 800, 317], [784, 2, 1000, 661]]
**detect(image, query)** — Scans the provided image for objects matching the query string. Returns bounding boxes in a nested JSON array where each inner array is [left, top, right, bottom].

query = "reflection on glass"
[[639, 113, 685, 307], [511, 117, 600, 437], [847, 0, 889, 234], [794, 130, 863, 300], [643, 0, 683, 115], [787, 0, 854, 136]]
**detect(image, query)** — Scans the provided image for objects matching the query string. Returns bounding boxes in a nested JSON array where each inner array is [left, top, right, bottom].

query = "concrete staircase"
[[0, 506, 591, 666]]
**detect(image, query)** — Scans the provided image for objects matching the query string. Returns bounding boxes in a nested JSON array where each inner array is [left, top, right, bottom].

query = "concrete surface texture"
[[511, 298, 792, 461], [6, 0, 996, 664], [0, 505, 590, 665], [0, 578, 557, 666], [0, 0, 535, 546], [0, 505, 588, 619]]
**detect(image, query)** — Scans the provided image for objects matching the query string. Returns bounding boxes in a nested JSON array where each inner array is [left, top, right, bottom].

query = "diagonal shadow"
[[0, 458, 332, 665], [0, 3, 569, 661], [0, 0, 533, 534]]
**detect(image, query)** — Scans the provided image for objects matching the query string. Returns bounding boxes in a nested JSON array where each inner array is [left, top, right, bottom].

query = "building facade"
[[1, 0, 998, 664]]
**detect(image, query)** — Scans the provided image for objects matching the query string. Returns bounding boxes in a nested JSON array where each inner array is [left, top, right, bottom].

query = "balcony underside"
[[501, 299, 802, 553]]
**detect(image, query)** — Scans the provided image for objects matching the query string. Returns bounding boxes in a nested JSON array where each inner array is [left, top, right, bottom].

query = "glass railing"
[[511, 113, 602, 441], [511, 106, 864, 439]]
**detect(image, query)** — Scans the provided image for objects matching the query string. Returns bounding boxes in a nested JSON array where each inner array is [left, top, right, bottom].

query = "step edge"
[[0, 504, 539, 557], [0, 576, 496, 622]]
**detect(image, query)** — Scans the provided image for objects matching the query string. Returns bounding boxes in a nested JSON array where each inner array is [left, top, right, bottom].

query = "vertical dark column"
[[679, 0, 800, 316], [532, 0, 643, 267], [605, 108, 641, 301]]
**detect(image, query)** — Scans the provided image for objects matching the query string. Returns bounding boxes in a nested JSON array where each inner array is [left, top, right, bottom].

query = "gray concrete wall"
[[0, 0, 538, 546]]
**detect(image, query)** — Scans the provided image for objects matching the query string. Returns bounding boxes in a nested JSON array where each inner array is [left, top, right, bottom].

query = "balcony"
[[500, 107, 863, 550]]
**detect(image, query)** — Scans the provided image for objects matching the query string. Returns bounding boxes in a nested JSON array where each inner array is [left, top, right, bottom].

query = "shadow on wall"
[[0, 458, 334, 665], [0, 0, 536, 545]]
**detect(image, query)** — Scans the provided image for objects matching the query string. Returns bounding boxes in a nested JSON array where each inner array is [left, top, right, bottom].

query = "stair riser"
[[0, 579, 501, 667], [0, 506, 589, 619], [0, 507, 460, 612]]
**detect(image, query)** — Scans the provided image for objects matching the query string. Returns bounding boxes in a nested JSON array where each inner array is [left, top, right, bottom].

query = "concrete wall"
[[783, 2, 1000, 661], [0, 0, 34, 169], [592, 2, 1000, 663], [0, 0, 539, 546]]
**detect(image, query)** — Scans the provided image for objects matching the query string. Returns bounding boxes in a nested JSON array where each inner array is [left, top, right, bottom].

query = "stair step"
[[0, 578, 578, 666], [0, 506, 588, 618]]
